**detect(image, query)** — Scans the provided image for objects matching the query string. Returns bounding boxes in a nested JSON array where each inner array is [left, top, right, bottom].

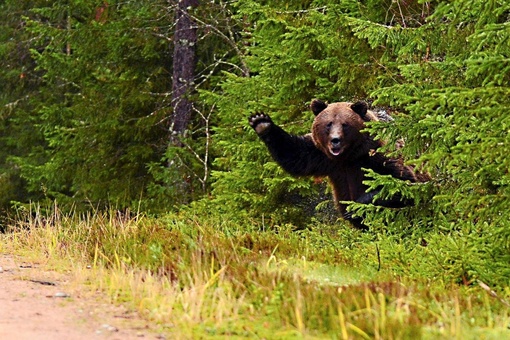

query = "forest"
[[1, 0, 510, 337]]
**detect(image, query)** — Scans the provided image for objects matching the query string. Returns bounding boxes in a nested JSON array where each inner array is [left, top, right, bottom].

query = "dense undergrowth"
[[2, 205, 509, 339]]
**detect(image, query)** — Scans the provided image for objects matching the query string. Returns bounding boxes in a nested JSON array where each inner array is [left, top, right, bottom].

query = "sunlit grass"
[[1, 205, 509, 338]]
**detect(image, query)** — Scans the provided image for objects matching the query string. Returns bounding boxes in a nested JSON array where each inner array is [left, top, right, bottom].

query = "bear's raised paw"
[[248, 112, 273, 136]]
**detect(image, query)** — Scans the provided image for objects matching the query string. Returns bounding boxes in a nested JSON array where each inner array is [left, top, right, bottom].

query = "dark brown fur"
[[249, 100, 428, 229]]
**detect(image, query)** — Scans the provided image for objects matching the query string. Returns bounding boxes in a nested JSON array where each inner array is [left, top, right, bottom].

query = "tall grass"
[[1, 205, 509, 338]]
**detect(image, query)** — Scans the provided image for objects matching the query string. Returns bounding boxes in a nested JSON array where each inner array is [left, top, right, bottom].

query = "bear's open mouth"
[[329, 146, 343, 156]]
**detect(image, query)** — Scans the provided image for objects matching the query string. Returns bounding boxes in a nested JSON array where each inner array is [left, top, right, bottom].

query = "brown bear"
[[248, 99, 429, 229]]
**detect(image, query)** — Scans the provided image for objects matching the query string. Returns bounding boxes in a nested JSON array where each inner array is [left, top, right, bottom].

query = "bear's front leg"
[[248, 112, 332, 177], [248, 112, 273, 136]]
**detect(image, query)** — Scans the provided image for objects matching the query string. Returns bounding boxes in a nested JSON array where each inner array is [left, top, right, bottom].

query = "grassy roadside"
[[1, 206, 509, 339]]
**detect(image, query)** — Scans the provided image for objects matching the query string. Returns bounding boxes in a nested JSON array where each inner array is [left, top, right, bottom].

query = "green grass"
[[1, 206, 509, 339]]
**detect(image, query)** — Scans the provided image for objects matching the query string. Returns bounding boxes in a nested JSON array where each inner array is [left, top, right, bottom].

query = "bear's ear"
[[310, 99, 328, 116], [351, 101, 368, 118]]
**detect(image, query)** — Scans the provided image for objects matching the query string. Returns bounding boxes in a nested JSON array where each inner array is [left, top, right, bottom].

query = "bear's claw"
[[249, 112, 273, 135]]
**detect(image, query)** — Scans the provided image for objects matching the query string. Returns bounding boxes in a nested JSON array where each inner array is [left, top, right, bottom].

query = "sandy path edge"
[[0, 254, 159, 340]]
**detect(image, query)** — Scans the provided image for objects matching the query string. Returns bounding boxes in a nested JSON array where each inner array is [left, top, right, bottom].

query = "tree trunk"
[[170, 0, 199, 139], [168, 0, 199, 202]]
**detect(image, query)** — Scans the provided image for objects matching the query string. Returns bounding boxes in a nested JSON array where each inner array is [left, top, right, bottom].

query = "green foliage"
[[0, 1, 252, 212], [346, 0, 510, 286], [0, 1, 171, 210], [0, 1, 49, 210], [209, 0, 510, 286]]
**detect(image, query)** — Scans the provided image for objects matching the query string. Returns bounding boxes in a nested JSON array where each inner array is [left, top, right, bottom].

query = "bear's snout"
[[329, 137, 344, 156], [331, 137, 341, 146]]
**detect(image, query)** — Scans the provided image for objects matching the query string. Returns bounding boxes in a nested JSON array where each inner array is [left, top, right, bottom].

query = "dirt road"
[[0, 255, 157, 340]]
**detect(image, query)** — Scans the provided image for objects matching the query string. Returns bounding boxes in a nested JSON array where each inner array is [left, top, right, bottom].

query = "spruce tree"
[[354, 0, 510, 284], [209, 0, 510, 284]]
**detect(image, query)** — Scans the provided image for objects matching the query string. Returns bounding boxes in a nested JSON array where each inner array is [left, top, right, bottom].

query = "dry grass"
[[1, 206, 509, 339]]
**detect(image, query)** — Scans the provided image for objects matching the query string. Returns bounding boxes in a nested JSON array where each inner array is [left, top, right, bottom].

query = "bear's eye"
[[326, 122, 333, 129], [342, 123, 350, 129]]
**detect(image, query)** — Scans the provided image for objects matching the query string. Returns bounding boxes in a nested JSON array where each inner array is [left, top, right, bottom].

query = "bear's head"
[[310, 99, 378, 159]]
